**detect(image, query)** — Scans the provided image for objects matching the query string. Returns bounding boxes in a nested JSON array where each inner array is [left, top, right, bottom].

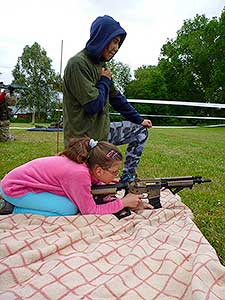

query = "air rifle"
[[92, 176, 211, 219], [0, 82, 28, 94]]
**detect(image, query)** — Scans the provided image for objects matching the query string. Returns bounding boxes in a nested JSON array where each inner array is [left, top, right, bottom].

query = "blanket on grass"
[[0, 189, 224, 300]]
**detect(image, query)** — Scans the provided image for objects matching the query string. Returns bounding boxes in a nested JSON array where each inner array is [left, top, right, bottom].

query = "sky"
[[0, 0, 224, 84]]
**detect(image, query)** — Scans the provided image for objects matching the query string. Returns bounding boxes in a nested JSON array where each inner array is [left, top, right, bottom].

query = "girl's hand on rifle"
[[133, 201, 154, 211], [121, 193, 143, 209]]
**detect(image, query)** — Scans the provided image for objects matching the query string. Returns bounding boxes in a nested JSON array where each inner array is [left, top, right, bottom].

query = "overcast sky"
[[0, 0, 224, 84]]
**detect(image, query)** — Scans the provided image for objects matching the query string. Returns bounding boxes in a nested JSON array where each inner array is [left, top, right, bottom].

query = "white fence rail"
[[128, 99, 225, 109], [111, 113, 225, 121], [56, 99, 225, 124]]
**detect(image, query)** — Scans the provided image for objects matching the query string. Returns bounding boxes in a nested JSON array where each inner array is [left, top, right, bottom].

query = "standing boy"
[[63, 15, 152, 182]]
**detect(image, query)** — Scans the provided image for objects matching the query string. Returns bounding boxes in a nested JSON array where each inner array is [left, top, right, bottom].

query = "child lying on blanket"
[[0, 137, 152, 216]]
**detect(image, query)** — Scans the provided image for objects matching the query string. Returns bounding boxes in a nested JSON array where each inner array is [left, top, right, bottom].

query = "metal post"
[[56, 40, 63, 153]]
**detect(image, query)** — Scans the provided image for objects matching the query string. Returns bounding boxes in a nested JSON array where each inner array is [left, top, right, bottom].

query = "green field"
[[0, 125, 224, 265]]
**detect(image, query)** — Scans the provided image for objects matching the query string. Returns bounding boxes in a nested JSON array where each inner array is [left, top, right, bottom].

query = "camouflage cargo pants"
[[108, 121, 148, 177], [0, 120, 15, 142]]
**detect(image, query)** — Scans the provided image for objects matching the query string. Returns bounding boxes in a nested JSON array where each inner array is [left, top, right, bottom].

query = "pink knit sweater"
[[1, 156, 123, 215]]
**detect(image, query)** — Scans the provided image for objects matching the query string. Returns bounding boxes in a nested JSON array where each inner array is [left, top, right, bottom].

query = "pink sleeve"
[[61, 170, 124, 215]]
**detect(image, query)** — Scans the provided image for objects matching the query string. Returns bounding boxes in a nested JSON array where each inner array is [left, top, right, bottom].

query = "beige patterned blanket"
[[0, 190, 224, 300]]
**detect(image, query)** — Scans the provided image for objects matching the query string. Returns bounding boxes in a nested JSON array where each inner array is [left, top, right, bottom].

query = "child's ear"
[[93, 165, 104, 177]]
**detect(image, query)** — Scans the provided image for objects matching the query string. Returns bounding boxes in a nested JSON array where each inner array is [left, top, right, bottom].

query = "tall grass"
[[0, 125, 224, 264]]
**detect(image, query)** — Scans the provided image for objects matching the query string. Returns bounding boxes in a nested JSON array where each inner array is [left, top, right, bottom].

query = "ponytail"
[[59, 137, 123, 170]]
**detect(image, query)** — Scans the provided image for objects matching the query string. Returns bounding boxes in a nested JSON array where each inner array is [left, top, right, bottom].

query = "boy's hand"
[[101, 67, 112, 80], [141, 119, 152, 128]]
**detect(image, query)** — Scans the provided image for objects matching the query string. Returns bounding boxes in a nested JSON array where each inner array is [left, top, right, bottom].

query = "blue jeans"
[[0, 187, 78, 216]]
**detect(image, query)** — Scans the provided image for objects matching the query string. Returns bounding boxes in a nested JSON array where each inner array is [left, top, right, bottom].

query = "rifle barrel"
[[0, 84, 28, 90], [160, 176, 202, 182], [196, 178, 211, 183]]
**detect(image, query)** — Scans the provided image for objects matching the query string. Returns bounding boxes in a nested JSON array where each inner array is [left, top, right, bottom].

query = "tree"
[[205, 8, 225, 103], [159, 7, 225, 104], [106, 59, 132, 93], [125, 65, 168, 99], [124, 65, 169, 119], [12, 42, 61, 122]]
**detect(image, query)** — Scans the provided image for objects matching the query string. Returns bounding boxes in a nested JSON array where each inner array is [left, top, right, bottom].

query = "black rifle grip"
[[149, 197, 162, 209]]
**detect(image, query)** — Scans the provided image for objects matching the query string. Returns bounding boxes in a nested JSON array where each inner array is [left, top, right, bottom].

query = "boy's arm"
[[83, 76, 111, 114], [109, 90, 144, 124]]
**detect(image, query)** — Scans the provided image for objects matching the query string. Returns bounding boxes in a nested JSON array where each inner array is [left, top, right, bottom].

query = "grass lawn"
[[0, 124, 225, 265]]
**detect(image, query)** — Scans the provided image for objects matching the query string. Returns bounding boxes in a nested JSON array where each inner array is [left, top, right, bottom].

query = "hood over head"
[[85, 15, 127, 62]]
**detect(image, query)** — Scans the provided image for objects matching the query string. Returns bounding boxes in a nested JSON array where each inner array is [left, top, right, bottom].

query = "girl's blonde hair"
[[59, 137, 123, 170]]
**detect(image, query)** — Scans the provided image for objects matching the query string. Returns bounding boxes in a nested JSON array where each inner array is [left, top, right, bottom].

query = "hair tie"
[[89, 138, 98, 149]]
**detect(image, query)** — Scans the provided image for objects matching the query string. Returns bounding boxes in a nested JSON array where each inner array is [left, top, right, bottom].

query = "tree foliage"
[[125, 65, 168, 100], [12, 42, 61, 121], [124, 65, 169, 118], [123, 7, 224, 125], [106, 59, 132, 93], [158, 8, 225, 104]]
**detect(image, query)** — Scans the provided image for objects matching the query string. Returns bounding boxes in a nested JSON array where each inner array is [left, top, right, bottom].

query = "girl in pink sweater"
[[0, 137, 150, 216]]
